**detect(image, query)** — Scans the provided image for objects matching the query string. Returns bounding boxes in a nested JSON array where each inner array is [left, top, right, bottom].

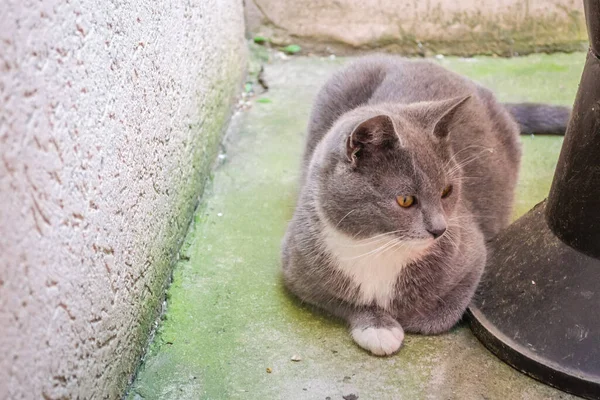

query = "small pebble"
[[291, 355, 302, 362], [217, 213, 223, 217], [266, 367, 272, 373], [343, 395, 358, 400], [276, 52, 289, 61]]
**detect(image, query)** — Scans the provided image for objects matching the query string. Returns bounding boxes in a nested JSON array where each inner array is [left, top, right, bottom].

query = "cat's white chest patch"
[[321, 221, 430, 310]]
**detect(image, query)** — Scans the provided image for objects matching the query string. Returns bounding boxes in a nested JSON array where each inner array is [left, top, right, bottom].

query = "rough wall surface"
[[0, 1, 245, 398], [246, 0, 587, 56]]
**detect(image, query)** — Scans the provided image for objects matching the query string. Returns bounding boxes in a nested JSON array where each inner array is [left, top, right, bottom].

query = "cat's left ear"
[[346, 114, 397, 166], [429, 95, 471, 139]]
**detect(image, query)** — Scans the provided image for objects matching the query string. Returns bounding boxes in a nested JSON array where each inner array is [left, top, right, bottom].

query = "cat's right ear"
[[346, 115, 397, 167]]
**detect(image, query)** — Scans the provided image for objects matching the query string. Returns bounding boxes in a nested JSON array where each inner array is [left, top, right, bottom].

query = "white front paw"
[[351, 325, 405, 356]]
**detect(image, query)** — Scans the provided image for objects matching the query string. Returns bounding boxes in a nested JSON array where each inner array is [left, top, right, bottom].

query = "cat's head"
[[313, 96, 471, 246]]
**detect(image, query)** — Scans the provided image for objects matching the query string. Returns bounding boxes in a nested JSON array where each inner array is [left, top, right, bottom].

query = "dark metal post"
[[468, 1, 600, 398], [546, 0, 600, 258]]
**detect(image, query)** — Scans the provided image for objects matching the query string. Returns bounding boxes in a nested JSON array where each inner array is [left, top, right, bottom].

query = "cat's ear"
[[346, 114, 397, 166], [430, 95, 471, 139]]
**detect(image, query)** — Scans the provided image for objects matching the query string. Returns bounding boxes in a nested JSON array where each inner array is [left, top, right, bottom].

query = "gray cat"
[[281, 55, 569, 356]]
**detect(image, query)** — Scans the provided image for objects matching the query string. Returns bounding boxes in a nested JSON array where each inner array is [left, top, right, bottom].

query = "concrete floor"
[[127, 52, 585, 399]]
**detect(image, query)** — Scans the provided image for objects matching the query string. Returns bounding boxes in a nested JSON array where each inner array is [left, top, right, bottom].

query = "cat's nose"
[[427, 227, 446, 239]]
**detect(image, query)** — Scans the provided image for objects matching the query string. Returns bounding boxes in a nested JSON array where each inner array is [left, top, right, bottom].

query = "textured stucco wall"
[[246, 0, 587, 56], [0, 1, 245, 398]]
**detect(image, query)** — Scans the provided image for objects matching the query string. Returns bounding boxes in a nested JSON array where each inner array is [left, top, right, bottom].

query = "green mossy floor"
[[128, 52, 585, 399]]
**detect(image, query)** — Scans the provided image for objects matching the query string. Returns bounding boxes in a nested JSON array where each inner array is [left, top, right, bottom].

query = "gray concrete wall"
[[246, 0, 587, 56], [0, 1, 245, 398]]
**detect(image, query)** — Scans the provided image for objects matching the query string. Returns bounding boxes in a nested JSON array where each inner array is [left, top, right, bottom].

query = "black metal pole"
[[547, 0, 600, 258], [468, 1, 600, 398]]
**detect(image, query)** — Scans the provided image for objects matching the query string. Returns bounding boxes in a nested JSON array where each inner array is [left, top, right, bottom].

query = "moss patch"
[[122, 47, 246, 396]]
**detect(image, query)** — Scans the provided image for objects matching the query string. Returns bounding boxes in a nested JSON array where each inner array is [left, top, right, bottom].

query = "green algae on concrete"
[[120, 45, 247, 397], [128, 53, 584, 399]]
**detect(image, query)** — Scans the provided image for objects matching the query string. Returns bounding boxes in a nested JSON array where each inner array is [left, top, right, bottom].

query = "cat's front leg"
[[348, 308, 405, 356], [404, 260, 484, 335]]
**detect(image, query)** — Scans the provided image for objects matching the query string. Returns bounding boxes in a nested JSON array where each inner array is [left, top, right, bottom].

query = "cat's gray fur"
[[281, 55, 569, 356]]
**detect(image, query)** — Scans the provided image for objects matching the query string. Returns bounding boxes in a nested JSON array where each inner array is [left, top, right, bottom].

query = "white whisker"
[[342, 237, 400, 260], [447, 148, 494, 176], [335, 209, 355, 228]]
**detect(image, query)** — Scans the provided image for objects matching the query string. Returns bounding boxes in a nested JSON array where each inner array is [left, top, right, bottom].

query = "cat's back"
[[304, 56, 490, 162], [368, 58, 479, 105]]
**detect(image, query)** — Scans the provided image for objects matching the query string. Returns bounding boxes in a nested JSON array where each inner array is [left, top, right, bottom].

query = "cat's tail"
[[504, 103, 571, 135]]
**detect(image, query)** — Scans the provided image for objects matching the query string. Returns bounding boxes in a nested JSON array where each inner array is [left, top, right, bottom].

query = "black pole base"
[[467, 201, 600, 400]]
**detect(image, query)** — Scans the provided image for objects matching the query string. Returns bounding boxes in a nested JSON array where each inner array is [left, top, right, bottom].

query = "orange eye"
[[442, 185, 453, 198], [396, 195, 415, 208]]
